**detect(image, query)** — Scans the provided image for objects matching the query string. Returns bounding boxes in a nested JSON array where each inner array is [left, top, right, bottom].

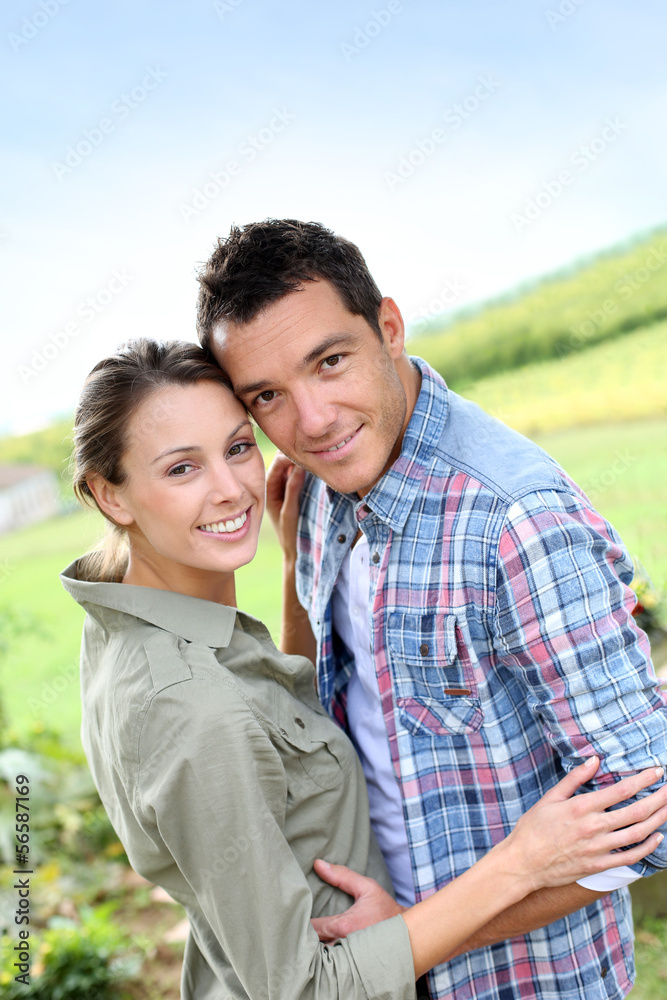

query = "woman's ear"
[[87, 476, 135, 527]]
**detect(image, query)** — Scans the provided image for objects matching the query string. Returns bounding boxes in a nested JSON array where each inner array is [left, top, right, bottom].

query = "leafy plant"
[[0, 903, 141, 999]]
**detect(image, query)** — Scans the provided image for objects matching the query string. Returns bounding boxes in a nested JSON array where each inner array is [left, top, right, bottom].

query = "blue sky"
[[2, 0, 666, 434]]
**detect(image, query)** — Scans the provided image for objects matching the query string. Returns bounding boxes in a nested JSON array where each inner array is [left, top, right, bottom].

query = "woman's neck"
[[122, 549, 237, 607]]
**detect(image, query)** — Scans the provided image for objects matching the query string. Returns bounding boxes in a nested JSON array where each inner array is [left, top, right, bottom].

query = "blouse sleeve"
[[136, 672, 416, 1000]]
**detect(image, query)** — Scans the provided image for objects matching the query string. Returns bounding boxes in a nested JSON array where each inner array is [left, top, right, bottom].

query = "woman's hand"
[[312, 758, 667, 947], [499, 757, 667, 894], [266, 452, 305, 565]]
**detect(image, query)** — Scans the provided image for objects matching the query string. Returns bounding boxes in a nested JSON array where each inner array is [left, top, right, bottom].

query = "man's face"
[[210, 279, 419, 496]]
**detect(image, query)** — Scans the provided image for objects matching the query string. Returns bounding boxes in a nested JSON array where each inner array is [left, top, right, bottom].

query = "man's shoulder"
[[434, 388, 571, 505]]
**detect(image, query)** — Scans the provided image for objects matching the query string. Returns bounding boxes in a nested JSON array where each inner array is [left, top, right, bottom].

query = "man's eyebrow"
[[235, 334, 358, 399], [298, 333, 358, 369]]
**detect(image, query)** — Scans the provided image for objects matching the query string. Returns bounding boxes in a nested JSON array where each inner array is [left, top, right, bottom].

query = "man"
[[196, 219, 667, 1000]]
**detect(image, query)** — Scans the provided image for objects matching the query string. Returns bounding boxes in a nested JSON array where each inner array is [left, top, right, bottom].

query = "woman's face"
[[110, 381, 266, 591]]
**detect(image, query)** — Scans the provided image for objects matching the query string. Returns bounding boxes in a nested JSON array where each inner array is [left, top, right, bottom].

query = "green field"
[[408, 227, 667, 388], [1, 228, 666, 992], [1, 414, 664, 749]]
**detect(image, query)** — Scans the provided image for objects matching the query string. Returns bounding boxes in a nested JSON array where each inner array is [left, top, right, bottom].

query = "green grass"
[[408, 227, 667, 388], [457, 320, 666, 436], [1, 416, 664, 749]]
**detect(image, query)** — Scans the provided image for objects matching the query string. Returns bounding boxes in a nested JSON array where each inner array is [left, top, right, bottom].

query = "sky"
[[2, 0, 666, 435]]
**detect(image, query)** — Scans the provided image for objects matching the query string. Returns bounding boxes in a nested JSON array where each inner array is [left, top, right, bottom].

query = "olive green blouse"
[[60, 560, 415, 1000]]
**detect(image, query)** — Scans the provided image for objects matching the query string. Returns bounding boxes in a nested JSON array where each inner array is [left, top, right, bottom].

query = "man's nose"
[[293, 385, 337, 439]]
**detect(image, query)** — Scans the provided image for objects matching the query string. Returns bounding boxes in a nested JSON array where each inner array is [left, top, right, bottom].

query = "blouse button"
[[372, 552, 380, 564], [294, 717, 306, 729], [337, 534, 346, 543], [420, 643, 429, 656]]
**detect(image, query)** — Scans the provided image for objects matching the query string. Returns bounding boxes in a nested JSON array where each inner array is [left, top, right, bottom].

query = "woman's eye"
[[321, 354, 342, 370], [228, 441, 254, 458], [169, 463, 193, 477]]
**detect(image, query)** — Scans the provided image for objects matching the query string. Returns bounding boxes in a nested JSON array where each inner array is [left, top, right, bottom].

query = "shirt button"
[[420, 643, 429, 656], [337, 534, 346, 543], [294, 717, 305, 729], [600, 966, 609, 979], [279, 728, 288, 737], [372, 552, 380, 564]]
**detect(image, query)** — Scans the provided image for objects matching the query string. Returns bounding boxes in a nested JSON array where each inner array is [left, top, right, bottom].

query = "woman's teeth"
[[200, 512, 247, 534]]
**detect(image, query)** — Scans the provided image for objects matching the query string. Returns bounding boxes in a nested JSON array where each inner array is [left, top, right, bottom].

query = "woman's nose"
[[209, 462, 245, 504]]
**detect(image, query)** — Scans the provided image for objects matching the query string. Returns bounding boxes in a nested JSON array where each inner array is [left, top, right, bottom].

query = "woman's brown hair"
[[71, 338, 233, 582]]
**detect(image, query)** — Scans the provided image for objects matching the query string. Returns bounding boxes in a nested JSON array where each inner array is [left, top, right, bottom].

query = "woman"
[[61, 339, 667, 1000]]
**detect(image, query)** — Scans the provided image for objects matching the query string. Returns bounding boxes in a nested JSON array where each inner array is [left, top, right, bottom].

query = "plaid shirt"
[[296, 358, 667, 1000]]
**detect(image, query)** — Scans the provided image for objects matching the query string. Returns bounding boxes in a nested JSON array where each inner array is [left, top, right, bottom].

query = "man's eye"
[[258, 390, 276, 402], [321, 354, 342, 370]]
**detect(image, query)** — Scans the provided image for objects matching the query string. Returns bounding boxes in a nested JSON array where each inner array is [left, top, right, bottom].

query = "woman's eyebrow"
[[150, 421, 252, 464]]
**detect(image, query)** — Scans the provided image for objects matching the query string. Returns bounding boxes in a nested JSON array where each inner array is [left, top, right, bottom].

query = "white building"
[[0, 466, 61, 535]]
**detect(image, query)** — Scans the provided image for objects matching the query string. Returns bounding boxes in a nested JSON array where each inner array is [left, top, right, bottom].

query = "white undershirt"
[[331, 535, 640, 900], [331, 534, 416, 906]]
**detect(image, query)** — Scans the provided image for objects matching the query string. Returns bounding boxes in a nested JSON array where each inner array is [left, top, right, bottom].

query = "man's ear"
[[87, 476, 135, 527], [377, 297, 406, 359]]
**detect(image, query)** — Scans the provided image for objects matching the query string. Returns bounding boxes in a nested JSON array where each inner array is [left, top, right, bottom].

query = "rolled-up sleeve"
[[136, 676, 416, 1000], [493, 489, 667, 876]]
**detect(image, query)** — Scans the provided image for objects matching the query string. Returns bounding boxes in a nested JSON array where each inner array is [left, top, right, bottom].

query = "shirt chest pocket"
[[274, 712, 347, 792], [387, 612, 484, 736]]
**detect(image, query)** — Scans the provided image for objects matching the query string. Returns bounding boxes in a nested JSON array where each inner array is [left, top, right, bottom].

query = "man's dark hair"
[[196, 219, 383, 351]]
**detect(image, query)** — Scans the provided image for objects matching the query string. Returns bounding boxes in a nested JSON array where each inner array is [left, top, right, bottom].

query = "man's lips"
[[307, 427, 361, 459]]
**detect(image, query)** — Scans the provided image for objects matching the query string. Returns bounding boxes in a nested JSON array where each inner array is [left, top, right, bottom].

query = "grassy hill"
[[408, 227, 667, 388]]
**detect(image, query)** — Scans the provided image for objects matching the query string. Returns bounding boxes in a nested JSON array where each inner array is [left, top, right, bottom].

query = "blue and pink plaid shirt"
[[296, 358, 667, 1000]]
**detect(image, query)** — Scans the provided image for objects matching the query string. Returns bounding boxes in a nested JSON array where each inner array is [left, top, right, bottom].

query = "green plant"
[[0, 904, 141, 999]]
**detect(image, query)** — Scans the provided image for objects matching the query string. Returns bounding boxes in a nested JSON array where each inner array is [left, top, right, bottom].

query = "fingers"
[[313, 859, 369, 899], [604, 801, 667, 852], [601, 782, 667, 833], [282, 464, 306, 515], [543, 756, 599, 801], [310, 916, 343, 944], [589, 829, 665, 871], [589, 765, 665, 812]]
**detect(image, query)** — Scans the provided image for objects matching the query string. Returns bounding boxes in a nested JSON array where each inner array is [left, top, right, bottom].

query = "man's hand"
[[266, 452, 305, 563], [310, 859, 406, 943]]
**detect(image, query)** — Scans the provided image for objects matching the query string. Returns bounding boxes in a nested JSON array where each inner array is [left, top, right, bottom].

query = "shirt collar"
[[326, 357, 449, 532], [60, 559, 237, 648]]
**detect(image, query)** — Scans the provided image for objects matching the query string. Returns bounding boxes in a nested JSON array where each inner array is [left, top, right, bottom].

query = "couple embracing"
[[61, 219, 667, 1000]]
